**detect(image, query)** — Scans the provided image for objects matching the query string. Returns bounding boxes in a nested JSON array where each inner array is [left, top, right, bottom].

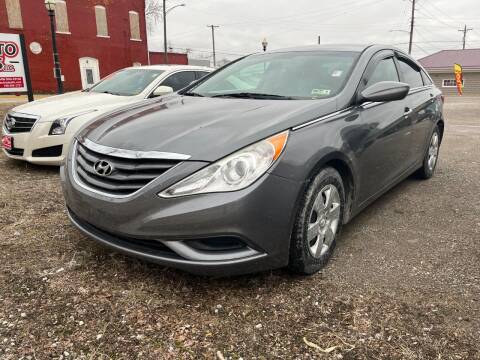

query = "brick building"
[[149, 51, 188, 65], [0, 0, 149, 92], [419, 49, 480, 95]]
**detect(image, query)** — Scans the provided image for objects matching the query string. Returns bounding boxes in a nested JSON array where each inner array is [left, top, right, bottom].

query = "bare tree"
[[145, 0, 163, 33]]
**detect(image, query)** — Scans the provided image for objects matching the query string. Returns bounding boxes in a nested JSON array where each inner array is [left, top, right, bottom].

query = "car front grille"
[[74, 140, 184, 196], [67, 208, 180, 258], [3, 113, 39, 133]]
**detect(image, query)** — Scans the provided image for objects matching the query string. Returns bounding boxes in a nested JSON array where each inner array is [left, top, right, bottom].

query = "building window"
[[442, 79, 464, 88], [129, 11, 141, 41], [95, 5, 109, 37], [55, 0, 70, 34], [5, 0, 23, 29]]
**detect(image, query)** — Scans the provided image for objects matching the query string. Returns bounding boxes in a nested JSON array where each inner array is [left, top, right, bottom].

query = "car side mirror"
[[360, 81, 410, 103], [152, 85, 174, 97]]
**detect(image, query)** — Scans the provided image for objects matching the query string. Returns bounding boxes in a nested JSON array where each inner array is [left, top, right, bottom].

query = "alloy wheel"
[[307, 184, 341, 258], [428, 132, 439, 171]]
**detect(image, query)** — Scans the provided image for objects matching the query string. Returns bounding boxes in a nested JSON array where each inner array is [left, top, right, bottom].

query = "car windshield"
[[188, 51, 359, 99], [88, 68, 165, 96]]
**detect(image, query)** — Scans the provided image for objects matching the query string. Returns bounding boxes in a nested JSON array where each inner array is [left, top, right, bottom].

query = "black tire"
[[417, 126, 441, 180], [288, 167, 345, 275]]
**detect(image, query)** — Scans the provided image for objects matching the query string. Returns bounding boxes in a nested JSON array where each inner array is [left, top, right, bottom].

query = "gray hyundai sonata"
[[61, 44, 444, 276]]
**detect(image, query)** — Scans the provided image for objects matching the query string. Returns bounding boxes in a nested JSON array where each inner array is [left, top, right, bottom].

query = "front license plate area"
[[1, 135, 13, 151]]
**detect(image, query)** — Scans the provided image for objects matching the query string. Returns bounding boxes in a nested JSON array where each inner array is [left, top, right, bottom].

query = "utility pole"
[[458, 24, 473, 50], [163, 0, 168, 64], [408, 0, 416, 55], [207, 25, 219, 67]]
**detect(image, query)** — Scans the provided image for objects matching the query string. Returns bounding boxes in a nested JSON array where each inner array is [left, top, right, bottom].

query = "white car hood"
[[12, 91, 139, 122]]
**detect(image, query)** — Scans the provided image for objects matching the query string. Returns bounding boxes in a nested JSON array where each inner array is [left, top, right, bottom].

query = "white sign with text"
[[0, 33, 27, 92]]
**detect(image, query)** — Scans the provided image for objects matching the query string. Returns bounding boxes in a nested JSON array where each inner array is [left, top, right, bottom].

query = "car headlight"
[[159, 130, 289, 198], [49, 110, 97, 135]]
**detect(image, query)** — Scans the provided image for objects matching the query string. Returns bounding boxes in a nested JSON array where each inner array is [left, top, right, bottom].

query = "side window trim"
[[357, 50, 396, 96], [420, 69, 433, 86], [365, 56, 400, 87], [394, 53, 427, 91]]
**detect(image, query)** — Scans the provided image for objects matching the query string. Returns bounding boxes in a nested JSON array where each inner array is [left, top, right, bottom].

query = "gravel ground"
[[0, 97, 479, 359]]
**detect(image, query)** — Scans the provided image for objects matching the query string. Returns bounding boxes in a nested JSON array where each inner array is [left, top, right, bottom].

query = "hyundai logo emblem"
[[93, 160, 113, 176], [4, 116, 15, 131]]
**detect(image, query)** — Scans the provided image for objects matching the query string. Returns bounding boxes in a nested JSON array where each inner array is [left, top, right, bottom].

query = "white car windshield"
[[189, 51, 359, 100], [88, 69, 165, 96]]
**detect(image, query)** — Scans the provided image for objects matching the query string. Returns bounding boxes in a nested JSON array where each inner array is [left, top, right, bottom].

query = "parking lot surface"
[[0, 97, 479, 359]]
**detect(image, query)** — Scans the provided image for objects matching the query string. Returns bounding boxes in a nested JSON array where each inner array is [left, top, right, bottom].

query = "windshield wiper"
[[102, 90, 122, 96], [183, 91, 204, 97], [211, 92, 294, 100]]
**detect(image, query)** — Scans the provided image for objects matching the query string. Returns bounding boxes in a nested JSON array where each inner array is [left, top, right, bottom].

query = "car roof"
[[125, 64, 214, 72], [265, 44, 404, 54], [267, 44, 373, 54]]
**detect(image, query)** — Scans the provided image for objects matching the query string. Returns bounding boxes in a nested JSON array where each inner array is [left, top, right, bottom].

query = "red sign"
[[0, 76, 24, 89], [2, 135, 13, 151]]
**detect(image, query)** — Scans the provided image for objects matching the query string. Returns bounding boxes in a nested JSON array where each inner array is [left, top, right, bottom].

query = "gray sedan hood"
[[80, 95, 337, 162]]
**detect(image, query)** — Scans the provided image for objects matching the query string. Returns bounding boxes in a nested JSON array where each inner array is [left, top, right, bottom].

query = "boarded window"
[[95, 6, 108, 37], [55, 1, 70, 33], [5, 0, 23, 29], [129, 11, 141, 40]]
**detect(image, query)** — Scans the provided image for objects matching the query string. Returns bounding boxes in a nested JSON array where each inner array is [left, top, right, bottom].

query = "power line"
[[214, 0, 372, 27], [265, 0, 391, 40], [415, 6, 458, 30], [414, 43, 430, 56]]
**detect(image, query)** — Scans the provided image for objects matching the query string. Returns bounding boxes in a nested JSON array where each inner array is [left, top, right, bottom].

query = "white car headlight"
[[159, 130, 289, 198], [49, 110, 97, 135]]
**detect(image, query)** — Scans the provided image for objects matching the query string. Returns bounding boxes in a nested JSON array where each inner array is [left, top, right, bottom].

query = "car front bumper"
[[61, 157, 303, 276], [2, 122, 69, 166]]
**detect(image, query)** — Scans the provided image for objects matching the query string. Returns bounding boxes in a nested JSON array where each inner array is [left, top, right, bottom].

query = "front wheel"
[[288, 167, 345, 275], [417, 126, 441, 179]]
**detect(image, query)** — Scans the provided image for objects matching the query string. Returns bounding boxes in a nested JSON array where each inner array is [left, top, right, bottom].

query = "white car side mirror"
[[152, 85, 174, 97]]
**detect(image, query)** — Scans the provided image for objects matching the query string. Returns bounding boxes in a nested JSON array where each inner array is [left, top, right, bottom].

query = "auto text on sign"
[[0, 33, 27, 92]]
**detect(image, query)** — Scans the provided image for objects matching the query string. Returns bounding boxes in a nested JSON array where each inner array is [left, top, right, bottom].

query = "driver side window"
[[366, 57, 399, 88], [160, 71, 196, 91]]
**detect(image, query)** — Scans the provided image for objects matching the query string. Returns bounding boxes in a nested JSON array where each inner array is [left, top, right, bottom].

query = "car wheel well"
[[436, 119, 445, 144], [306, 158, 355, 224]]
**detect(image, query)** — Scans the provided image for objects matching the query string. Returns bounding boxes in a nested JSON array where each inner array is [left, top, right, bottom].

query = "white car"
[[1, 65, 212, 165]]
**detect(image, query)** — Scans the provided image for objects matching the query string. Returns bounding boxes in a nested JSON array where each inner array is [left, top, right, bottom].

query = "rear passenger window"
[[398, 59, 424, 88], [366, 57, 399, 87]]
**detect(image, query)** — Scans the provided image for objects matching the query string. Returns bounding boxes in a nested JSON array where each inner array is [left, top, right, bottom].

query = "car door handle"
[[404, 107, 412, 116]]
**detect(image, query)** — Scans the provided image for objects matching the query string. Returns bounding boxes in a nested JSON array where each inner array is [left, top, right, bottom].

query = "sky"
[[147, 0, 480, 63]]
